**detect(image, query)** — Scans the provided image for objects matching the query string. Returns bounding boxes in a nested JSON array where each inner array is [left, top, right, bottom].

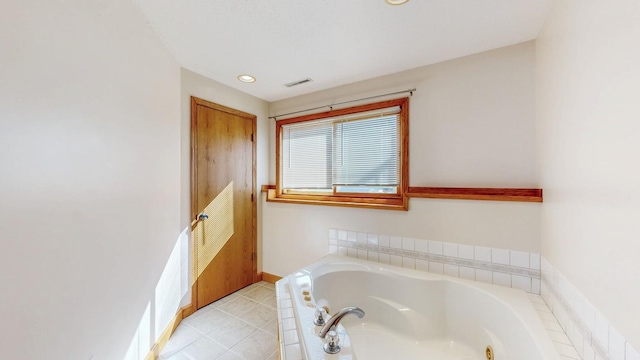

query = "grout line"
[[216, 307, 260, 323], [158, 322, 203, 358], [212, 296, 278, 333], [238, 292, 278, 309], [164, 326, 230, 359], [217, 351, 240, 360], [221, 348, 249, 360], [203, 328, 257, 349], [181, 321, 206, 335], [204, 334, 231, 353], [266, 349, 278, 360], [254, 326, 277, 337], [216, 307, 264, 329]]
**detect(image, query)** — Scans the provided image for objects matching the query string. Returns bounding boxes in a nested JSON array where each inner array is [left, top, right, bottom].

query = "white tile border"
[[276, 278, 303, 360], [541, 257, 640, 360], [329, 228, 541, 294]]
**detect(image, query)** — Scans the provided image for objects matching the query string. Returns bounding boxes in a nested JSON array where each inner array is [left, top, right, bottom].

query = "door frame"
[[189, 96, 257, 312]]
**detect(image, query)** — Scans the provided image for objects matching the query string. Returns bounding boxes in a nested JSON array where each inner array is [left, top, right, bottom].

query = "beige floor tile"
[[236, 303, 277, 328], [185, 309, 234, 334], [167, 337, 227, 360], [158, 324, 203, 358], [243, 286, 276, 304], [209, 293, 240, 308], [259, 282, 275, 290], [229, 330, 278, 360], [205, 314, 257, 348], [265, 350, 278, 360], [235, 282, 263, 295], [218, 296, 259, 317], [182, 305, 216, 325], [259, 294, 277, 309], [260, 320, 278, 336], [216, 350, 245, 360]]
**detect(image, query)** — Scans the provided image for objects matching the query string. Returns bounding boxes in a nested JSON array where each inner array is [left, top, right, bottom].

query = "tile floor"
[[159, 281, 279, 360]]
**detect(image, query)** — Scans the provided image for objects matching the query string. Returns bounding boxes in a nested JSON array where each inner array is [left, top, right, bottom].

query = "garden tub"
[[281, 255, 560, 360]]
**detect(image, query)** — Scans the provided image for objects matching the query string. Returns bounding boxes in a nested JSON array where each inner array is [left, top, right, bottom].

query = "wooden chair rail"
[[407, 187, 542, 202]]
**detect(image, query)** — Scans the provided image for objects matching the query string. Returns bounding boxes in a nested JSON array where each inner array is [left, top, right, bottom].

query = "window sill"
[[264, 188, 408, 211]]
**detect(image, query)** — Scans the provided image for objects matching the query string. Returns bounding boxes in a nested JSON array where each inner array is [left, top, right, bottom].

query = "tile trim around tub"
[[276, 278, 303, 360], [540, 257, 640, 360], [328, 229, 541, 294]]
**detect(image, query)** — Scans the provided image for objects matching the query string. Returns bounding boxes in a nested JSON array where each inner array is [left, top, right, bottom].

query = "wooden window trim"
[[271, 98, 410, 211]]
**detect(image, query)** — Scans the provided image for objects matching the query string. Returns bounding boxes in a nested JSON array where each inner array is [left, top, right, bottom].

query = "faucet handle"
[[323, 330, 340, 354], [313, 307, 327, 326]]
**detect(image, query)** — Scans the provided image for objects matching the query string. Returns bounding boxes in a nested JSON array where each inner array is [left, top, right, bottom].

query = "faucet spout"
[[318, 306, 365, 338]]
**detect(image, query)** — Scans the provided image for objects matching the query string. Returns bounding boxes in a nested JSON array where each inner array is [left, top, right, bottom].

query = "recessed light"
[[237, 74, 256, 83], [385, 0, 409, 5]]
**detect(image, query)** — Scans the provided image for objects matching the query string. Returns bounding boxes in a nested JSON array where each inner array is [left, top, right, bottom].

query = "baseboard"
[[260, 272, 282, 284], [182, 304, 195, 318], [144, 304, 192, 360]]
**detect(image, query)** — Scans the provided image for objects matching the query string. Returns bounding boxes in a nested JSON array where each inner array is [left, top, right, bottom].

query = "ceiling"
[[134, 0, 552, 102]]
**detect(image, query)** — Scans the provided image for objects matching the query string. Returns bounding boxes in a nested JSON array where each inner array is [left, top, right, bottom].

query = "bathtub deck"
[[528, 293, 581, 360], [277, 278, 582, 360]]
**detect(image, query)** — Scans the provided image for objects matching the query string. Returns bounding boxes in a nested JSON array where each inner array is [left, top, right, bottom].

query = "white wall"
[[180, 68, 270, 283], [263, 41, 541, 277], [536, 0, 640, 349], [0, 1, 181, 359]]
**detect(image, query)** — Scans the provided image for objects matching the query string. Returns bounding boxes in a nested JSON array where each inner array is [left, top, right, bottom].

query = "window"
[[272, 98, 409, 210]]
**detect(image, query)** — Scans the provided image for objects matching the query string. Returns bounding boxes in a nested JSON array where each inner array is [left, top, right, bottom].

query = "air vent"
[[284, 78, 313, 87]]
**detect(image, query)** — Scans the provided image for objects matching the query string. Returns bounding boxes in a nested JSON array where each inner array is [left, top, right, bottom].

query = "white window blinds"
[[281, 106, 400, 193], [282, 119, 333, 191]]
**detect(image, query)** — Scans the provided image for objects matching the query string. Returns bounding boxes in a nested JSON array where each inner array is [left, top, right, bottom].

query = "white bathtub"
[[283, 255, 561, 360]]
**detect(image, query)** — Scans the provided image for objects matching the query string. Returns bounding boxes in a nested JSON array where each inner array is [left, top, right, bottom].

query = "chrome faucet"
[[318, 306, 365, 339]]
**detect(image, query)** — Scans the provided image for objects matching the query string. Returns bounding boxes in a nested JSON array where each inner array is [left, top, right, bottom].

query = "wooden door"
[[191, 96, 256, 309]]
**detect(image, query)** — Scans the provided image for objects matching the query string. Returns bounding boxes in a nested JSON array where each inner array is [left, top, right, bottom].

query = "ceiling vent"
[[284, 78, 313, 87]]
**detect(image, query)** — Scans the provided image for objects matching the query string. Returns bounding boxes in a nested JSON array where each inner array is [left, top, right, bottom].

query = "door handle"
[[191, 212, 209, 230]]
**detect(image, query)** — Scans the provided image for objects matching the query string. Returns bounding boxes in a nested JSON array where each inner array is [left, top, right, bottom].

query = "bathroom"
[[1, 0, 639, 359]]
